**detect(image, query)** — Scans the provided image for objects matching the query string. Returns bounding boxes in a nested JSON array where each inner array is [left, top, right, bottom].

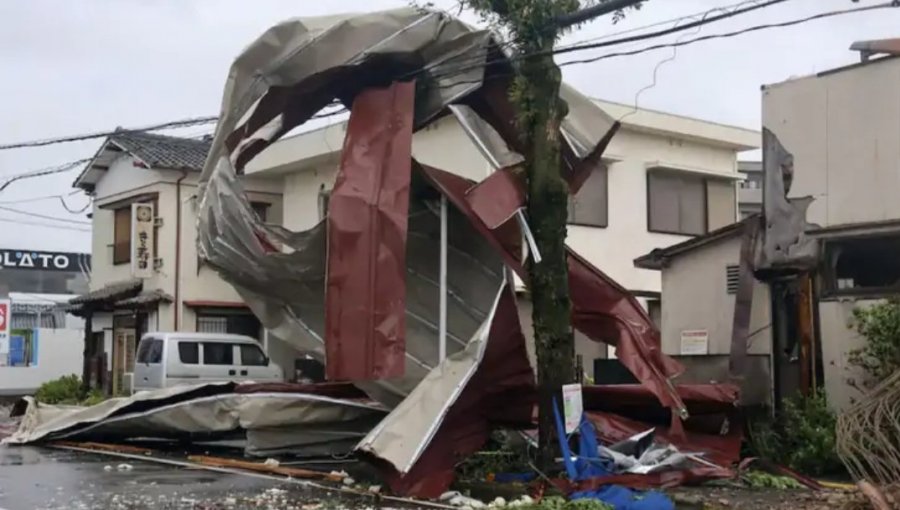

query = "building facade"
[[737, 160, 763, 219], [0, 248, 89, 395], [245, 90, 758, 379], [633, 41, 900, 411], [761, 45, 900, 410], [71, 131, 284, 393]]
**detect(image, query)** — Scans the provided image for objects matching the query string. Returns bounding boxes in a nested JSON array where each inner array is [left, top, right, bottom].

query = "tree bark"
[[519, 45, 576, 469]]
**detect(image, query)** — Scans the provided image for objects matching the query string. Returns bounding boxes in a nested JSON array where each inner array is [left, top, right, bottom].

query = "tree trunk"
[[519, 46, 576, 469]]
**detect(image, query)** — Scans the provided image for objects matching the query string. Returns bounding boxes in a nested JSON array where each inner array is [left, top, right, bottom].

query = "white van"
[[133, 332, 283, 392]]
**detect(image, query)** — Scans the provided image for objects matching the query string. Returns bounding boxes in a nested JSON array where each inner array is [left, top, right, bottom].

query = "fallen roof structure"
[[194, 7, 734, 496]]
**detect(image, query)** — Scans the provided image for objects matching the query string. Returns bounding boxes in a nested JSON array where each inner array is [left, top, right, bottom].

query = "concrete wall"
[[818, 298, 876, 410], [762, 57, 900, 228], [0, 328, 84, 396]]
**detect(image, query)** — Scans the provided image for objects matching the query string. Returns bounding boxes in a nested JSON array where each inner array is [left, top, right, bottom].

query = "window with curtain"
[[647, 171, 707, 236], [567, 165, 608, 227], [113, 207, 131, 264]]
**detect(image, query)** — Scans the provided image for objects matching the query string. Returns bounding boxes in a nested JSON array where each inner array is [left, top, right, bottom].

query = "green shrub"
[[34, 374, 83, 404], [850, 300, 900, 388], [34, 375, 105, 406], [747, 392, 843, 476]]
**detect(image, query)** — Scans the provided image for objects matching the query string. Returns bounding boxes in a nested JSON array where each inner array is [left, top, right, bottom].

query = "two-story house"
[[633, 39, 900, 410], [69, 131, 283, 393], [243, 88, 758, 380]]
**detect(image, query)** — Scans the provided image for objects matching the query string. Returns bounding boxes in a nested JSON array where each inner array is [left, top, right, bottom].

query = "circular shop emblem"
[[137, 206, 152, 222]]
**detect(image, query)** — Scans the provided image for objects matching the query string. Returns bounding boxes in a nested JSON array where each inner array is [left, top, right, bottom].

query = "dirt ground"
[[670, 484, 899, 510]]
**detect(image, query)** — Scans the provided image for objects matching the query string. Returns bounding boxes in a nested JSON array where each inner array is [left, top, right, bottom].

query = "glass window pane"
[[679, 175, 706, 235], [571, 165, 608, 227], [203, 342, 234, 365], [178, 342, 199, 364], [240, 344, 268, 366], [648, 172, 680, 233]]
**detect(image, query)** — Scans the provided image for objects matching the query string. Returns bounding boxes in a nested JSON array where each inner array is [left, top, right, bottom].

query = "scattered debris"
[[115, 463, 133, 472]]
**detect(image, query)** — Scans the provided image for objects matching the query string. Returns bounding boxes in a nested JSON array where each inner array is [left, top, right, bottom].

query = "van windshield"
[[137, 339, 163, 364], [240, 344, 268, 366]]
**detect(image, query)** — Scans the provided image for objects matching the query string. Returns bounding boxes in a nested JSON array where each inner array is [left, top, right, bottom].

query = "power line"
[[556, 1, 897, 67], [0, 158, 91, 192], [0, 204, 91, 225], [0, 103, 348, 152], [0, 217, 91, 232], [0, 189, 81, 205]]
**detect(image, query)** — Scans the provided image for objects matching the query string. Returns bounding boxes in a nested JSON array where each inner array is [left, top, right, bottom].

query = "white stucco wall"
[[660, 235, 771, 356], [762, 57, 900, 228], [0, 328, 84, 395]]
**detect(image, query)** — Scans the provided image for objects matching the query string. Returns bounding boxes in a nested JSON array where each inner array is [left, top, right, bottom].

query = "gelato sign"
[[0, 250, 88, 272]]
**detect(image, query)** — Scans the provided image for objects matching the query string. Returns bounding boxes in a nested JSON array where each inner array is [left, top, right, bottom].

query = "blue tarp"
[[553, 399, 674, 510]]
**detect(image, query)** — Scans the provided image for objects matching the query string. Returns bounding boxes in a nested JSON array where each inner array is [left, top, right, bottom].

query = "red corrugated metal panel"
[[325, 81, 415, 381]]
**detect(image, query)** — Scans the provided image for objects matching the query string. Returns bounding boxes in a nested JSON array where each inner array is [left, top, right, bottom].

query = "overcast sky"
[[0, 0, 897, 253]]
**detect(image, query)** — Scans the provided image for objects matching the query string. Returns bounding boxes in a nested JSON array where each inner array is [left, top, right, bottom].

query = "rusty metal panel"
[[325, 81, 415, 381]]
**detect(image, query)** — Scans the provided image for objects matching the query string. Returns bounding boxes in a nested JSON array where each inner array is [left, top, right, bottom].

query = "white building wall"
[[762, 57, 900, 228], [89, 159, 284, 332], [0, 328, 83, 395]]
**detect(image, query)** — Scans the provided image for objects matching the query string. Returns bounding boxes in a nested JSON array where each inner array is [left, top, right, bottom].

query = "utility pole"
[[459, 0, 644, 468]]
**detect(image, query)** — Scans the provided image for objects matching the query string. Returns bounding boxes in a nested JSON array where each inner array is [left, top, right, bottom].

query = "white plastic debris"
[[103, 465, 113, 472], [264, 458, 280, 467], [342, 476, 355, 486], [490, 497, 507, 508], [508, 496, 534, 507], [368, 485, 382, 494], [116, 463, 133, 471], [266, 488, 287, 496], [441, 491, 487, 508], [224, 497, 237, 506]]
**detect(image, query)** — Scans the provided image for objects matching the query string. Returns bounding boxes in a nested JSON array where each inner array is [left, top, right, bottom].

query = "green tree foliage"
[[849, 299, 900, 387]]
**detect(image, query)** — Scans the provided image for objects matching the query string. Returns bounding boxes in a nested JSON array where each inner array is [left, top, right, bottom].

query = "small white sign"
[[0, 298, 10, 354], [131, 202, 155, 279], [562, 383, 583, 434], [680, 329, 709, 355]]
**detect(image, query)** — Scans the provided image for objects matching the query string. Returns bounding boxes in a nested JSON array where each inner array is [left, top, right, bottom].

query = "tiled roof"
[[69, 279, 142, 306], [109, 131, 211, 172]]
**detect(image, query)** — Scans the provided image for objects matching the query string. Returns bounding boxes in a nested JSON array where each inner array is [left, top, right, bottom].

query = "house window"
[[568, 165, 608, 227], [823, 234, 900, 297], [647, 170, 736, 235], [726, 265, 741, 294], [251, 202, 269, 222], [646, 299, 661, 329], [113, 206, 131, 264], [196, 309, 261, 339]]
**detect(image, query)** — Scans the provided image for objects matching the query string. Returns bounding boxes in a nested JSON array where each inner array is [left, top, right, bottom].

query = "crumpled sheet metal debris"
[[194, 6, 724, 497], [3, 383, 386, 458]]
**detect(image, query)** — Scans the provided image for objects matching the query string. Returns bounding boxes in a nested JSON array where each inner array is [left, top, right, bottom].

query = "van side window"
[[203, 342, 234, 365], [137, 339, 163, 364], [179, 342, 199, 365], [240, 344, 267, 366]]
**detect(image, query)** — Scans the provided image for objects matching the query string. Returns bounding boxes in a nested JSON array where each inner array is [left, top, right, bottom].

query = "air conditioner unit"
[[122, 372, 135, 395]]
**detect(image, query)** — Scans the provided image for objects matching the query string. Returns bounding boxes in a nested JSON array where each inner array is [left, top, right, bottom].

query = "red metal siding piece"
[[372, 285, 536, 498], [325, 81, 415, 381], [421, 165, 688, 414]]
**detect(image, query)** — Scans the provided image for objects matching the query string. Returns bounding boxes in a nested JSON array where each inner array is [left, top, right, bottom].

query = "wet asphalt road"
[[0, 446, 367, 510]]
